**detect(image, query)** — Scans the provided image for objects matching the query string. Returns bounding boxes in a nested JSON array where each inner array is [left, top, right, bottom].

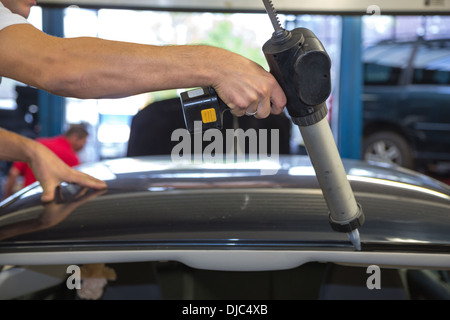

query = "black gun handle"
[[180, 87, 229, 134]]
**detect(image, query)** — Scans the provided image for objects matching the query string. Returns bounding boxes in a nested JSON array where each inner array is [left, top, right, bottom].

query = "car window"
[[363, 43, 414, 85], [364, 63, 403, 85], [412, 41, 450, 85]]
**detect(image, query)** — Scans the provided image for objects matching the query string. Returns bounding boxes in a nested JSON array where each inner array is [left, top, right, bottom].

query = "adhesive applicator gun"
[[262, 0, 365, 250]]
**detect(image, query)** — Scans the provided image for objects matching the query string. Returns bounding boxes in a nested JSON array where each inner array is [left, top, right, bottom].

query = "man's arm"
[[0, 128, 107, 202], [0, 24, 286, 118]]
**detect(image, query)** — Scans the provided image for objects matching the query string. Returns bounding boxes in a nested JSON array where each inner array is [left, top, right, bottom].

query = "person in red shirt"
[[3, 124, 89, 198]]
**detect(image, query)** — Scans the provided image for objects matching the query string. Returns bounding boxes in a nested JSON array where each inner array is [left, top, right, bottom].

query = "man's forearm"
[[1, 24, 217, 98], [0, 23, 286, 116], [47, 40, 220, 99]]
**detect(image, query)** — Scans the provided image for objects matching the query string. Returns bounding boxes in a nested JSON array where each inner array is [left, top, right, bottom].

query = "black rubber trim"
[[291, 104, 328, 126]]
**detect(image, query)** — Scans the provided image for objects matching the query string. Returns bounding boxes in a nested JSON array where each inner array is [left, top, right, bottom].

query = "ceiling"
[[37, 0, 450, 15]]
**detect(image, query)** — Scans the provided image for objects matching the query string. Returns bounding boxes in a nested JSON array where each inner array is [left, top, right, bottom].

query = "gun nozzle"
[[347, 229, 362, 251]]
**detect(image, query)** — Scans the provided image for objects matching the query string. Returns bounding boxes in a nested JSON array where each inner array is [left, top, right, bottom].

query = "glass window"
[[63, 8, 342, 160], [364, 63, 403, 85], [412, 41, 450, 85], [362, 15, 450, 86], [0, 6, 42, 139], [362, 43, 414, 85], [0, 6, 42, 111], [0, 6, 42, 198]]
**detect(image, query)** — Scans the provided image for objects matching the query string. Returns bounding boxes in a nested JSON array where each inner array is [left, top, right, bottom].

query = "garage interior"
[[0, 0, 450, 302]]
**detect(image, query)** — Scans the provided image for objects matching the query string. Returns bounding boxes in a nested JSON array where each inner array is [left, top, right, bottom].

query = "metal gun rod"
[[262, 0, 284, 33]]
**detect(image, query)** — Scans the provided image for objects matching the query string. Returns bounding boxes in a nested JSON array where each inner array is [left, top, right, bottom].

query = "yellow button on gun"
[[201, 108, 217, 124]]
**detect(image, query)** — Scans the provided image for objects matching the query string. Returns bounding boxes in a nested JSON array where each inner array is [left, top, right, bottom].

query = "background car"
[[362, 37, 450, 174], [0, 155, 449, 300]]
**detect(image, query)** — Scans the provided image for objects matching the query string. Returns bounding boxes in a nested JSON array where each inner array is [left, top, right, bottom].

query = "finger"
[[244, 99, 259, 117], [224, 88, 260, 118], [270, 82, 287, 115], [230, 106, 246, 117], [227, 99, 247, 117], [41, 183, 58, 203], [71, 171, 107, 190], [254, 95, 271, 119]]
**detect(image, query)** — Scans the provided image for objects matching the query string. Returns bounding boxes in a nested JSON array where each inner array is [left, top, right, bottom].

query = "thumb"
[[40, 183, 58, 203]]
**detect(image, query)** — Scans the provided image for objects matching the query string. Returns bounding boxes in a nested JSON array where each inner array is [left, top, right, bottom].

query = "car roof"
[[0, 155, 449, 270], [363, 38, 450, 71]]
